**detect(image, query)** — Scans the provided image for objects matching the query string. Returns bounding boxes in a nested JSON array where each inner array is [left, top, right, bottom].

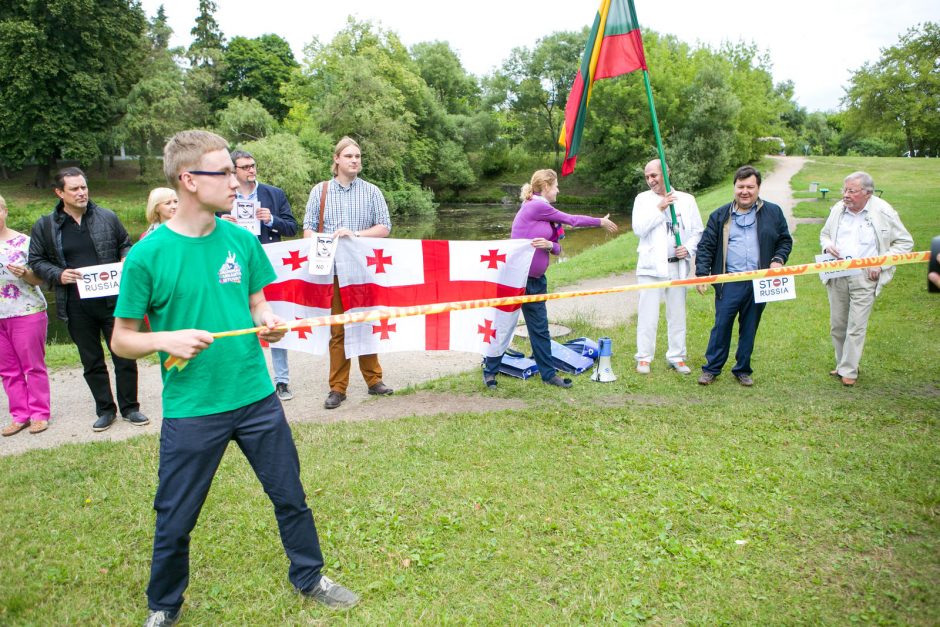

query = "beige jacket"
[[819, 195, 914, 295]]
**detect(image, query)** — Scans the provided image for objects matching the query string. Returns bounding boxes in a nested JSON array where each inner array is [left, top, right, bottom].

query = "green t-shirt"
[[115, 218, 277, 418]]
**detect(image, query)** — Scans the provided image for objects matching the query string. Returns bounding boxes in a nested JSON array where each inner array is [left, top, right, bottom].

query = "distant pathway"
[[1, 157, 811, 457], [763, 155, 809, 233]]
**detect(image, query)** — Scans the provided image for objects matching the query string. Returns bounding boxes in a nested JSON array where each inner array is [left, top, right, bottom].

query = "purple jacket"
[[511, 196, 601, 278]]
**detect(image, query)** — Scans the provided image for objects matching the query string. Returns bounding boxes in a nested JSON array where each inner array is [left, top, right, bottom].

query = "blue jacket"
[[695, 199, 792, 298], [219, 183, 297, 244], [255, 183, 297, 244]]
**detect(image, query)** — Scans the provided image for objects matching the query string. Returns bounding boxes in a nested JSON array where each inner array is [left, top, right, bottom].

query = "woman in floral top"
[[0, 194, 51, 435]]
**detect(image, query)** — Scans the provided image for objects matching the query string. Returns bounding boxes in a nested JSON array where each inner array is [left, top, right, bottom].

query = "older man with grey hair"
[[820, 171, 913, 386]]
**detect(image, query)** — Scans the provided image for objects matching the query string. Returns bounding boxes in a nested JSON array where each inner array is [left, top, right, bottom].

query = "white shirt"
[[833, 206, 878, 260]]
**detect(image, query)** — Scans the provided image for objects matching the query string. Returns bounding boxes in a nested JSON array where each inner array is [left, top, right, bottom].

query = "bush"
[[239, 134, 315, 214], [383, 182, 436, 216]]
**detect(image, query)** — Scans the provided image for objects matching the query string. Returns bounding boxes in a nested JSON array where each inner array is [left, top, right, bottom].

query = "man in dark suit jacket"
[[694, 165, 792, 387], [224, 150, 299, 400]]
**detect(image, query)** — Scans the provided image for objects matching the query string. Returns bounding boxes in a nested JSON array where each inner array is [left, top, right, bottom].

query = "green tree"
[[843, 22, 940, 157], [188, 0, 224, 67], [216, 97, 275, 144], [494, 31, 585, 168], [0, 0, 147, 186], [411, 41, 480, 115], [240, 133, 315, 211], [220, 34, 298, 120], [117, 7, 197, 177]]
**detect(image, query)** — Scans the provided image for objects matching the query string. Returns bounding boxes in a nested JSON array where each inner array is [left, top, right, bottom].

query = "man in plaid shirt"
[[303, 136, 394, 410]]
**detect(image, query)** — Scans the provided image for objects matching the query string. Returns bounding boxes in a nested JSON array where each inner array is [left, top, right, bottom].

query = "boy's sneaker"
[[276, 382, 294, 401], [301, 575, 360, 609], [636, 361, 651, 374], [143, 609, 181, 627]]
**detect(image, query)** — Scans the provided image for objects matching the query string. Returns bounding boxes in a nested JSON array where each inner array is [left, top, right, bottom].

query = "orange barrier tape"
[[164, 251, 930, 371]]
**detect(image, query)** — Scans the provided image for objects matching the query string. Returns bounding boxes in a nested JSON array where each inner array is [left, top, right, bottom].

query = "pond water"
[[43, 203, 633, 344]]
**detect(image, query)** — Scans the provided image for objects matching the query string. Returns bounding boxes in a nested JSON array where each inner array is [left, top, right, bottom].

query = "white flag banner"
[[335, 237, 534, 358], [261, 240, 333, 354]]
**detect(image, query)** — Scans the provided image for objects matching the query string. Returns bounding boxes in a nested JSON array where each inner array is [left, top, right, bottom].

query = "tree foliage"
[[216, 97, 275, 144], [239, 133, 314, 211], [220, 34, 298, 120], [842, 22, 940, 157], [0, 0, 147, 185], [117, 7, 198, 176]]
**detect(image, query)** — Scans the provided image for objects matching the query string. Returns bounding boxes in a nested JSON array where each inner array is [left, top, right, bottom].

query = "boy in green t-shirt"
[[112, 130, 358, 627]]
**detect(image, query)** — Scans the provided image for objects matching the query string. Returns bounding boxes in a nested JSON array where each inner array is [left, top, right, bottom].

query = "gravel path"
[[1, 157, 807, 457]]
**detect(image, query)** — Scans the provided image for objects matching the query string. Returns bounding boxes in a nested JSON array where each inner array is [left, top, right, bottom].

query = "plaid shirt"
[[302, 177, 392, 233]]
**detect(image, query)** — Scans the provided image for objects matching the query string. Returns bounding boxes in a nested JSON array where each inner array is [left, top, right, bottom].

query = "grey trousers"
[[826, 274, 878, 379]]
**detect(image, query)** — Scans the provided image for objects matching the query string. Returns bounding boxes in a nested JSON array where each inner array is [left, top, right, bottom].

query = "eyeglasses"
[[841, 188, 867, 195], [236, 163, 257, 171], [178, 170, 235, 180], [732, 211, 756, 229]]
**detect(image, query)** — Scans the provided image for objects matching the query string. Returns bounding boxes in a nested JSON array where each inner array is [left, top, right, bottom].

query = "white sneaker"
[[670, 361, 692, 375], [636, 361, 651, 374]]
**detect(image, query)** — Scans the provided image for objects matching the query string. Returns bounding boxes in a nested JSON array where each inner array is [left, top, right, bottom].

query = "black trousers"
[[65, 295, 139, 417], [147, 393, 325, 612]]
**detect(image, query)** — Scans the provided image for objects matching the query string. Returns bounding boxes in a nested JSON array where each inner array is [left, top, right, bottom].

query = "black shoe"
[[368, 382, 394, 396], [483, 373, 497, 390], [123, 411, 150, 426], [543, 375, 573, 388], [92, 412, 116, 432], [276, 382, 294, 401], [324, 391, 346, 410]]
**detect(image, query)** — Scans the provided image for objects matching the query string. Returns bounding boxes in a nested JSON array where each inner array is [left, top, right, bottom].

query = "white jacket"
[[633, 189, 704, 279], [819, 195, 913, 295]]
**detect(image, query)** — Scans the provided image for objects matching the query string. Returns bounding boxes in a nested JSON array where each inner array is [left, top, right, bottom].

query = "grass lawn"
[[1, 156, 938, 624]]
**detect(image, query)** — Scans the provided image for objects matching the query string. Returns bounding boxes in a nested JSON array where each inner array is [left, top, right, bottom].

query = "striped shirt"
[[302, 177, 392, 233]]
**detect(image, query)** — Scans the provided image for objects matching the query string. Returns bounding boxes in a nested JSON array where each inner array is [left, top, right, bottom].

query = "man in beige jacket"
[[820, 171, 913, 386]]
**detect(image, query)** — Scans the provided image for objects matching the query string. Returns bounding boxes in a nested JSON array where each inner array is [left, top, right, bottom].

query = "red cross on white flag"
[[336, 237, 534, 358], [261, 239, 334, 354]]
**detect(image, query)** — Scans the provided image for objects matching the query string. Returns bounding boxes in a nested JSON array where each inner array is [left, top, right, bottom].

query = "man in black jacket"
[[694, 166, 792, 387], [221, 150, 299, 401], [28, 167, 147, 431]]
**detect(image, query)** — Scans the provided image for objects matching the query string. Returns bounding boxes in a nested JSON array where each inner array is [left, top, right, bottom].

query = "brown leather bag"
[[317, 181, 328, 234]]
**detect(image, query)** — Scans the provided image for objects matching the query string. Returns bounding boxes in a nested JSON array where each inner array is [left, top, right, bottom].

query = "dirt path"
[[1, 158, 808, 458]]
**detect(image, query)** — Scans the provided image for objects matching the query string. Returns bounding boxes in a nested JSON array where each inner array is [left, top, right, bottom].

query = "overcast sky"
[[141, 0, 938, 112]]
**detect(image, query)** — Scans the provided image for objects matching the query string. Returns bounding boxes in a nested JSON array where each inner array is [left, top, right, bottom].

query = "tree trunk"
[[34, 154, 57, 189], [139, 154, 146, 176]]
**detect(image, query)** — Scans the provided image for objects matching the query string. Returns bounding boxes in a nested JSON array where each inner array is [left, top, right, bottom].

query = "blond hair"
[[163, 130, 230, 187], [145, 187, 177, 225], [0, 193, 6, 210], [331, 136, 361, 176], [520, 169, 558, 202]]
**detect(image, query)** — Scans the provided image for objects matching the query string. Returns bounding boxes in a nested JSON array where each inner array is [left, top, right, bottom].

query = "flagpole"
[[625, 0, 681, 248], [640, 71, 682, 248]]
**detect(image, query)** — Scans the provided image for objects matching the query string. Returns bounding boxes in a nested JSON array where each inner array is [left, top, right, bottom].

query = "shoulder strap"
[[318, 180, 328, 233]]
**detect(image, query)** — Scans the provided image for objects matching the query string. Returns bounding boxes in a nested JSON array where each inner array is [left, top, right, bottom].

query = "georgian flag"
[[261, 239, 333, 354], [336, 237, 534, 358], [260, 237, 534, 358]]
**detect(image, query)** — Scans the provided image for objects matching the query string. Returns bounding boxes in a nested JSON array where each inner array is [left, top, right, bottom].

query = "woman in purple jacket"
[[483, 169, 617, 389]]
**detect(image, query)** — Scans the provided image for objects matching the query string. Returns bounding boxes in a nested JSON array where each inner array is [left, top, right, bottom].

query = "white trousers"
[[634, 262, 687, 364], [826, 274, 877, 379]]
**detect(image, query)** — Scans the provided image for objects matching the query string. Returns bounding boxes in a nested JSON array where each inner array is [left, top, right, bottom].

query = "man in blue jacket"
[[222, 150, 299, 400], [694, 166, 792, 387]]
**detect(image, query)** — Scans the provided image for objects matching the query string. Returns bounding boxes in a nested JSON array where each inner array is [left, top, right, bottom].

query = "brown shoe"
[[2, 421, 30, 437], [324, 391, 346, 410], [841, 377, 857, 387], [28, 420, 49, 434], [367, 382, 394, 396], [698, 372, 716, 385], [735, 373, 754, 387]]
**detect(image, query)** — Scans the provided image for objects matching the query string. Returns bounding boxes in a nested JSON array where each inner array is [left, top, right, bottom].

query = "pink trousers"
[[0, 311, 50, 423]]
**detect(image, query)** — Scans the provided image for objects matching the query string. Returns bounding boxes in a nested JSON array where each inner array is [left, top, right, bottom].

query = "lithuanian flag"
[[559, 0, 648, 175]]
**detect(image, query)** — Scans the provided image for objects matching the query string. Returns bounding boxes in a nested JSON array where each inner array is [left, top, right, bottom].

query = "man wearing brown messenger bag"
[[302, 136, 394, 410]]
